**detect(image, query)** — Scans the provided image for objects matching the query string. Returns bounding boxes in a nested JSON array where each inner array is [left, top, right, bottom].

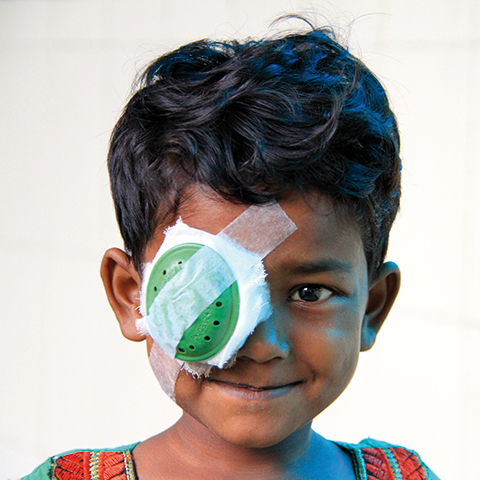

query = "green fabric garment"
[[19, 439, 438, 480], [19, 443, 139, 480], [19, 459, 52, 480]]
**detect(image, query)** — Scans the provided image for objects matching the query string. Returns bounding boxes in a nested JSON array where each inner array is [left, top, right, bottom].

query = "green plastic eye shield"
[[146, 243, 240, 362]]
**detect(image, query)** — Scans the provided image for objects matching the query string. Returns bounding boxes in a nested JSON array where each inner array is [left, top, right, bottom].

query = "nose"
[[236, 313, 291, 363]]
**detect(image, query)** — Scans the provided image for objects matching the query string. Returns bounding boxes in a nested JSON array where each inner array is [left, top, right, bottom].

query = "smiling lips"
[[207, 378, 303, 392]]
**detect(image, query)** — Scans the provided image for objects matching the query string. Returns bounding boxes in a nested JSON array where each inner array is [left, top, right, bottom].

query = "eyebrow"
[[287, 259, 354, 275]]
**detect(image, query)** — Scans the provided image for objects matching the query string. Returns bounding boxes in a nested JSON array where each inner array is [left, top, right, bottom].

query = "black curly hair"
[[107, 26, 401, 279]]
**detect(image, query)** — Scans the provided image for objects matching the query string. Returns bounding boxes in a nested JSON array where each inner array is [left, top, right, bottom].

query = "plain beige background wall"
[[1, 1, 479, 478]]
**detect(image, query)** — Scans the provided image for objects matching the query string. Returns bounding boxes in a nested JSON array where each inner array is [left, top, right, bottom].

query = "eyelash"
[[288, 285, 335, 303]]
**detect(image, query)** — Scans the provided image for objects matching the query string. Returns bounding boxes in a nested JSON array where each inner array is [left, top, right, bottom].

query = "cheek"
[[174, 370, 203, 407], [292, 317, 362, 396]]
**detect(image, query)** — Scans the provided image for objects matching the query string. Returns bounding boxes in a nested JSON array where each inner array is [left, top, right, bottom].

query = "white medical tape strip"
[[148, 341, 181, 401], [218, 202, 297, 257]]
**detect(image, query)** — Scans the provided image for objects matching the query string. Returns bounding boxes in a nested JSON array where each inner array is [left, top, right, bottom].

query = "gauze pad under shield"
[[138, 201, 297, 399]]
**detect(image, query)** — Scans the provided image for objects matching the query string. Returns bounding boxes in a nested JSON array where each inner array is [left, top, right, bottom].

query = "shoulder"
[[334, 438, 441, 480], [20, 444, 139, 480]]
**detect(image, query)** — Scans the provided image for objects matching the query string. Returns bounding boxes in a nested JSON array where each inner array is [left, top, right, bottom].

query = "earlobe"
[[100, 247, 145, 342], [360, 261, 401, 352]]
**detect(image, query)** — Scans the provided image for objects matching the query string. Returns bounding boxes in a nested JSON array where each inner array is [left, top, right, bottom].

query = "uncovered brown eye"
[[290, 285, 333, 302]]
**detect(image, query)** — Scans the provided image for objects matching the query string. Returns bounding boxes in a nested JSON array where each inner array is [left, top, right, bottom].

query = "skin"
[[101, 187, 402, 479]]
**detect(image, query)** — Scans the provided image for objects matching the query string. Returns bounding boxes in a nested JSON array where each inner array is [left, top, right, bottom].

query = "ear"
[[360, 261, 401, 352], [100, 247, 145, 342]]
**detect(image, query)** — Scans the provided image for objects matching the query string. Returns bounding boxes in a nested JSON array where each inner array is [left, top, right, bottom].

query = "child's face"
[[140, 186, 389, 448]]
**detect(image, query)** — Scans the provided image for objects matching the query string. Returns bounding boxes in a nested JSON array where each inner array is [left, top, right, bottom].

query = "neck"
[[139, 413, 321, 480]]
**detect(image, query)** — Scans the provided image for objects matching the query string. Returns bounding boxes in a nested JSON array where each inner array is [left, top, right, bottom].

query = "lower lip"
[[207, 380, 298, 401]]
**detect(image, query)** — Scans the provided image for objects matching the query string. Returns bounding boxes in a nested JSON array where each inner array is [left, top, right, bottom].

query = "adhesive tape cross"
[[139, 201, 298, 374]]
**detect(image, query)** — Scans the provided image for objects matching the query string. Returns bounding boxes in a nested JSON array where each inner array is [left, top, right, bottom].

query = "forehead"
[[146, 187, 366, 277], [264, 192, 366, 281]]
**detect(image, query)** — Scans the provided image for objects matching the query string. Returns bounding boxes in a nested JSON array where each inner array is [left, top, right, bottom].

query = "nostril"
[[236, 319, 290, 363]]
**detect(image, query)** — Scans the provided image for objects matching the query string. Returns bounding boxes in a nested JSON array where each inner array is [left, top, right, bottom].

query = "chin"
[[216, 426, 293, 449], [175, 374, 316, 449], [208, 412, 307, 449]]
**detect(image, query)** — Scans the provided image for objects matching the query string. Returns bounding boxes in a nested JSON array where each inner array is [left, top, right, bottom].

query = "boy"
[[22, 26, 439, 479]]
